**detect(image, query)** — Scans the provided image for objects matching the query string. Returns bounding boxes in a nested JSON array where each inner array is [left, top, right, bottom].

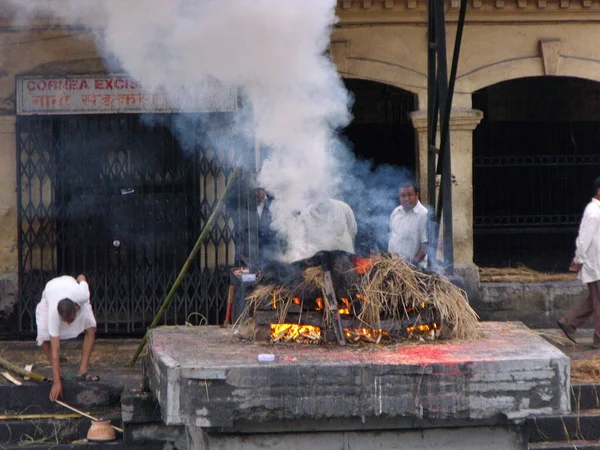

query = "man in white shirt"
[[35, 274, 98, 401], [558, 177, 600, 348], [388, 181, 428, 265]]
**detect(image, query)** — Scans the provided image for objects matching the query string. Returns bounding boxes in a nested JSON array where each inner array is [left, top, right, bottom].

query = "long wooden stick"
[[0, 413, 81, 420], [130, 166, 241, 365], [54, 400, 123, 433], [0, 356, 47, 383]]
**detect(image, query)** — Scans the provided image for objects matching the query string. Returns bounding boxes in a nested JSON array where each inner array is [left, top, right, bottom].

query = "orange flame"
[[293, 297, 302, 305], [406, 323, 439, 334], [315, 298, 324, 311], [272, 293, 277, 309], [354, 256, 374, 275], [339, 297, 352, 315], [271, 323, 322, 343]]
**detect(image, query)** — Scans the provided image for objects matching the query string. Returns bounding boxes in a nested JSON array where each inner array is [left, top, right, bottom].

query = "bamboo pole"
[[0, 356, 48, 383], [0, 413, 81, 420], [55, 400, 124, 433], [130, 166, 241, 365]]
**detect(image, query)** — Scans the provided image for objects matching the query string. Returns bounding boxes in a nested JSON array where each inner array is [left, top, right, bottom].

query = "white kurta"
[[35, 275, 96, 345], [574, 197, 600, 284], [388, 200, 428, 261]]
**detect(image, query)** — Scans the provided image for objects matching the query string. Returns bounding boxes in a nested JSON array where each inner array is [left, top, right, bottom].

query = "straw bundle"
[[480, 265, 576, 283], [571, 357, 600, 383], [244, 252, 480, 341], [357, 253, 479, 339]]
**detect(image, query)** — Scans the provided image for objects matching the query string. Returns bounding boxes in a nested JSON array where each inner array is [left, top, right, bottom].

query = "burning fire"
[[406, 323, 439, 334], [344, 328, 388, 343], [271, 323, 321, 343], [339, 297, 351, 315], [315, 298, 323, 311], [354, 256, 374, 275]]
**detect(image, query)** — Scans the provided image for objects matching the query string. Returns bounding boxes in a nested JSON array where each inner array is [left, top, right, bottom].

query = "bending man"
[[35, 274, 98, 401]]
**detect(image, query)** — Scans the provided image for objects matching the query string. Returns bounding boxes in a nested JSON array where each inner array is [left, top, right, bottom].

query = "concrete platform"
[[145, 321, 569, 432]]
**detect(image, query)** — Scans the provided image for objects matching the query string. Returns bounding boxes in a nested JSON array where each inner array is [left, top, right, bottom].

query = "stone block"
[[145, 323, 569, 431]]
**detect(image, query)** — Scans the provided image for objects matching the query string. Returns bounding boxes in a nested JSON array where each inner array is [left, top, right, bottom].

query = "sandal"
[[78, 372, 100, 382]]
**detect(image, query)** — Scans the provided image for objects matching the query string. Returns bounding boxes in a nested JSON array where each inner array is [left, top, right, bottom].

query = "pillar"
[[410, 109, 483, 297], [0, 115, 18, 322]]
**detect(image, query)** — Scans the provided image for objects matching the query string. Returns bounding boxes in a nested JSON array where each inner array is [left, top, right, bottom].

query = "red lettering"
[[114, 79, 124, 89], [104, 79, 113, 89], [48, 80, 56, 90], [129, 79, 138, 90], [95, 80, 104, 90], [80, 80, 89, 90], [36, 80, 47, 91], [26, 81, 36, 91]]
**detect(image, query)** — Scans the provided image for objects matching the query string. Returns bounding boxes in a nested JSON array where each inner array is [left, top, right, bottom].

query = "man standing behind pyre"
[[388, 180, 428, 266], [557, 176, 600, 348]]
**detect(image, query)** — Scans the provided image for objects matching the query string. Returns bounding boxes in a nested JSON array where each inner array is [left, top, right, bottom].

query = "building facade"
[[1, 0, 599, 335]]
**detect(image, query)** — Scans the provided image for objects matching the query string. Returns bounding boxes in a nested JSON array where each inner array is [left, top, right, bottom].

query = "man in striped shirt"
[[388, 181, 428, 266]]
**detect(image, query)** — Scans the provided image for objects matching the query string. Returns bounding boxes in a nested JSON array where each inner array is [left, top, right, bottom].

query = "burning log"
[[242, 251, 479, 345]]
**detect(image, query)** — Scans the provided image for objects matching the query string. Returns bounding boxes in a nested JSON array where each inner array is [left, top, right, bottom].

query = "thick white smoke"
[[12, 0, 353, 261]]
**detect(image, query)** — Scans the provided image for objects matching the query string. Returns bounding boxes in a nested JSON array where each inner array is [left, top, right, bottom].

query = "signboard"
[[16, 75, 238, 115]]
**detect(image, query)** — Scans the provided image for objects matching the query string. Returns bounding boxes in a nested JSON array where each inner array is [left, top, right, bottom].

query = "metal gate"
[[17, 114, 247, 335], [473, 77, 600, 271]]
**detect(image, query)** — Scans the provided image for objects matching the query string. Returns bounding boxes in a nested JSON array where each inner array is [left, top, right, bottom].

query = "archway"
[[472, 76, 600, 272], [341, 79, 418, 254]]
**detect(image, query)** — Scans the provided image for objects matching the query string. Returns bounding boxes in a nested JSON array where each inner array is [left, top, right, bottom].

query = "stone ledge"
[[145, 322, 569, 429]]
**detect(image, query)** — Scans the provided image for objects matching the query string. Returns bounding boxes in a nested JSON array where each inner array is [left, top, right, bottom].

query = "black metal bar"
[[427, 0, 468, 275], [426, 0, 438, 270]]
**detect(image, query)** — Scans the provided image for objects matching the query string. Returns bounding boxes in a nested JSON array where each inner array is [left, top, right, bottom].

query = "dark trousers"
[[562, 280, 600, 345]]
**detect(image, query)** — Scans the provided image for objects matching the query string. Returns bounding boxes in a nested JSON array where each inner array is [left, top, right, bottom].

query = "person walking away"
[[557, 176, 600, 348]]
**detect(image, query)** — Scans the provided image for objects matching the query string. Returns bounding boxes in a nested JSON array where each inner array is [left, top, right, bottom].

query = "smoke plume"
[[11, 0, 417, 262]]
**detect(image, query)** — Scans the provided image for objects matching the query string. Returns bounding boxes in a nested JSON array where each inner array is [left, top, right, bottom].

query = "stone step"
[[0, 418, 89, 444], [528, 411, 600, 442], [571, 384, 600, 412], [529, 440, 600, 450], [0, 442, 166, 449], [0, 409, 123, 443], [0, 382, 117, 413]]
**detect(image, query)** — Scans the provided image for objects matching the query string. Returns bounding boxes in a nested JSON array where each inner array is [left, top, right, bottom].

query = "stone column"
[[410, 109, 483, 296], [0, 115, 18, 325]]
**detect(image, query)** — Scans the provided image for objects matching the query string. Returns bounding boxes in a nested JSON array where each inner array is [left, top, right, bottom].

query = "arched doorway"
[[343, 79, 417, 169], [473, 77, 600, 272], [341, 79, 418, 254]]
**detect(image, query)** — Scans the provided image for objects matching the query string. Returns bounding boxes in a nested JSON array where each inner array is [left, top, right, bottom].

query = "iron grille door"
[[17, 114, 243, 335]]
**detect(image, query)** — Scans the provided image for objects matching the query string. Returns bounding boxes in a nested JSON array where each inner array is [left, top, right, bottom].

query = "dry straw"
[[245, 252, 480, 340], [479, 264, 576, 283]]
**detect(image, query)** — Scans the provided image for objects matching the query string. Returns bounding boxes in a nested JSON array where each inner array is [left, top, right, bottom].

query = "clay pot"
[[87, 419, 116, 442]]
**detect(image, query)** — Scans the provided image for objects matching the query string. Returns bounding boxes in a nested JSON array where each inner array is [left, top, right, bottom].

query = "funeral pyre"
[[243, 251, 480, 345]]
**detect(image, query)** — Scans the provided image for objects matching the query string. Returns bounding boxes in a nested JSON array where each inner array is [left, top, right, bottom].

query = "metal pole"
[[427, 0, 439, 269], [431, 0, 468, 275], [431, 0, 451, 272]]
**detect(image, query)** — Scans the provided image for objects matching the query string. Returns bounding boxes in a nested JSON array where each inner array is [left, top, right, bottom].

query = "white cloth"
[[35, 275, 96, 346], [300, 199, 357, 259], [574, 198, 600, 284], [257, 199, 266, 218], [388, 200, 428, 261]]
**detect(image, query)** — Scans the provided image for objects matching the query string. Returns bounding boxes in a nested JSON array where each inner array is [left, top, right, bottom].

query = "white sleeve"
[[420, 214, 428, 244], [574, 207, 600, 264], [69, 281, 90, 306]]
